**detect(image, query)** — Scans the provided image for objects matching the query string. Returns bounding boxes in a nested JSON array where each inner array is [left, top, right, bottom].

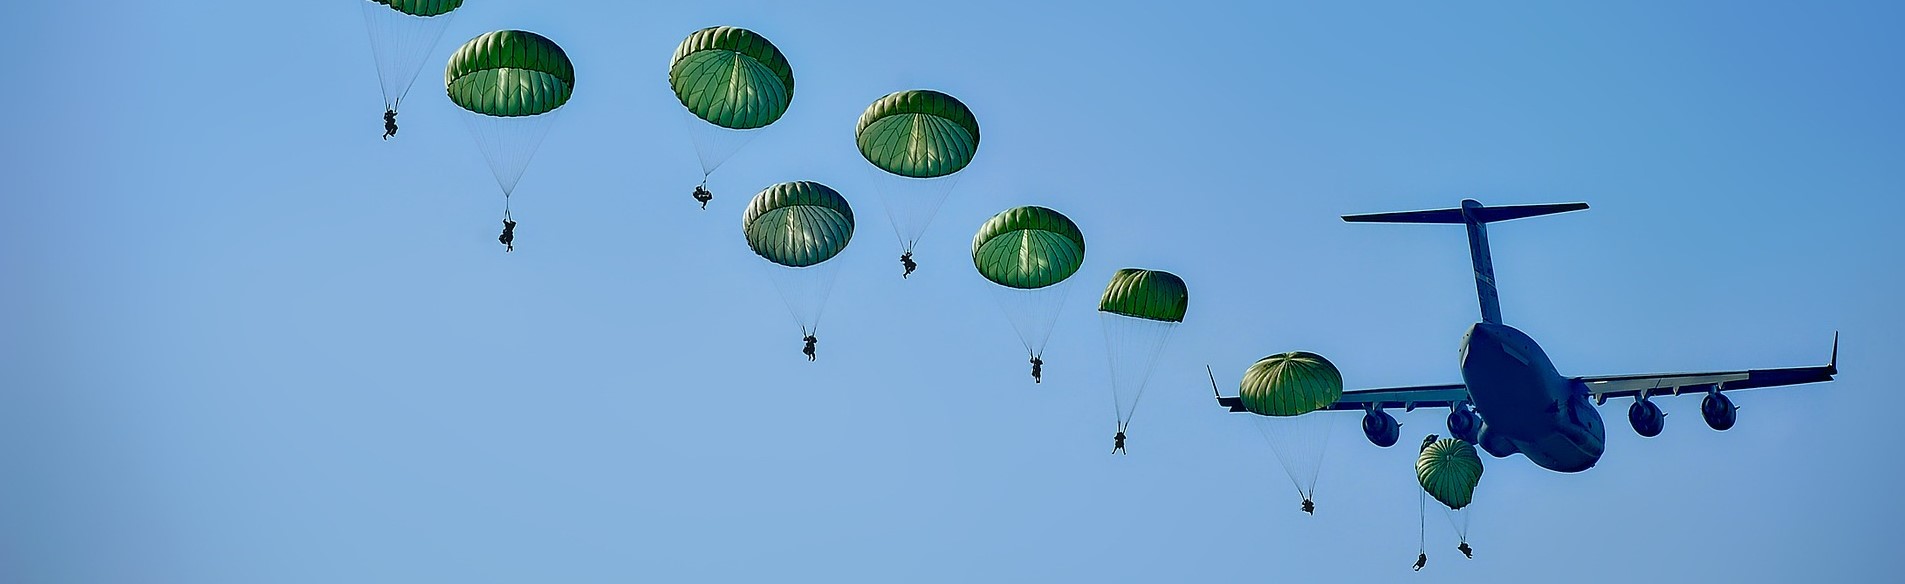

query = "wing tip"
[[1829, 331, 1839, 375]]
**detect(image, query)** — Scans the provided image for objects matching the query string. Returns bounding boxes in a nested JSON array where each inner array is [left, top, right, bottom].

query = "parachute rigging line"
[[1418, 488, 1427, 554]]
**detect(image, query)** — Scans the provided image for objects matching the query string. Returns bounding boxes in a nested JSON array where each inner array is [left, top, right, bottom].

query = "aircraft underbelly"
[[1461, 322, 1606, 472]]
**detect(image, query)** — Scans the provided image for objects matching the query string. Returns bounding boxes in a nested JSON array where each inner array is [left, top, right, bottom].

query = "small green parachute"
[[743, 181, 855, 268], [856, 90, 980, 179], [1241, 352, 1344, 416], [1099, 268, 1188, 436], [1099, 269, 1189, 322], [361, 0, 462, 121], [972, 206, 1085, 289], [1418, 438, 1484, 510], [670, 26, 794, 130], [446, 30, 575, 117], [372, 0, 463, 17]]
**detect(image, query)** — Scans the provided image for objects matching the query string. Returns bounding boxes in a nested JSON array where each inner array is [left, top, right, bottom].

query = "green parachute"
[[670, 27, 794, 195], [1418, 438, 1484, 510], [743, 181, 855, 268], [445, 30, 574, 247], [1242, 352, 1344, 417], [856, 90, 981, 179], [973, 207, 1085, 380], [1099, 269, 1188, 323], [359, 0, 463, 132], [855, 90, 981, 274], [1238, 352, 1343, 512], [1099, 269, 1188, 444], [743, 182, 855, 349], [973, 206, 1086, 290], [372, 0, 462, 17], [671, 26, 794, 130], [447, 30, 575, 117]]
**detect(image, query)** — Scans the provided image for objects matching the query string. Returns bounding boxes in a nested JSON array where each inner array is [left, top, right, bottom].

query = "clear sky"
[[3, 1, 1901, 582]]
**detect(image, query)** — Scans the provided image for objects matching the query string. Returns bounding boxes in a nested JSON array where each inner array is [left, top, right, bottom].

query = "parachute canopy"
[[856, 90, 980, 178], [1098, 269, 1188, 322], [743, 181, 855, 268], [670, 26, 794, 130], [446, 30, 575, 117], [1241, 352, 1344, 417], [1418, 438, 1484, 510], [972, 206, 1085, 290], [373, 0, 463, 17]]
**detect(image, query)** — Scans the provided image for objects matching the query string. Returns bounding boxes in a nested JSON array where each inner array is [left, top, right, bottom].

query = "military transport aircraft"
[[1216, 199, 1838, 473]]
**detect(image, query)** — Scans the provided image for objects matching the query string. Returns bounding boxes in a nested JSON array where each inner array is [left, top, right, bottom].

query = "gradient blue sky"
[[3, 1, 1901, 582]]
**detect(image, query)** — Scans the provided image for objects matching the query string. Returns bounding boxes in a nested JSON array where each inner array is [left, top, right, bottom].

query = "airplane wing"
[[1579, 334, 1838, 405], [1210, 335, 1836, 413], [1319, 384, 1471, 412]]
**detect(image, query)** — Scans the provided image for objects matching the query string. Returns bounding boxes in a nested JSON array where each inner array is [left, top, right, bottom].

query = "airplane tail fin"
[[1344, 199, 1588, 324]]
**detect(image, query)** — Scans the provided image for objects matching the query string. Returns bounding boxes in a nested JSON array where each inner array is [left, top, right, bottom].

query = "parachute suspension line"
[[1445, 504, 1472, 544], [759, 260, 843, 340], [1418, 488, 1428, 554], [1253, 416, 1329, 502], [1100, 314, 1175, 428], [679, 107, 761, 180], [461, 110, 562, 200], [990, 282, 1073, 360], [869, 168, 962, 254], [360, 2, 456, 111]]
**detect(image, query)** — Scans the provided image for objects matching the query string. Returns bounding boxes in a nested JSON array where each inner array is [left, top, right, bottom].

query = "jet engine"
[[1446, 403, 1482, 444], [1701, 390, 1737, 431], [1362, 409, 1400, 447], [1627, 398, 1665, 437]]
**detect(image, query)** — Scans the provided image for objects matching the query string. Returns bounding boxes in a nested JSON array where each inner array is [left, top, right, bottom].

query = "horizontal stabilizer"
[[1340, 208, 1466, 224], [1470, 202, 1589, 223], [1342, 198, 1588, 325], [1342, 201, 1588, 224]]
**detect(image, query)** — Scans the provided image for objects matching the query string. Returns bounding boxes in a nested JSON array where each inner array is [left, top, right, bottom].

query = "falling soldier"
[[899, 252, 917, 278], [693, 184, 713, 210], [1111, 428, 1127, 455], [383, 109, 398, 140], [498, 218, 517, 252], [1301, 498, 1314, 514], [1457, 542, 1472, 559], [802, 334, 817, 361], [1030, 356, 1043, 383]]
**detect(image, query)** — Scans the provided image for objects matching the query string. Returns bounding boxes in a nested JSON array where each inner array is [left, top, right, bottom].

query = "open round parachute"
[[1418, 438, 1484, 510], [360, 0, 461, 119], [743, 181, 855, 268], [974, 206, 1086, 372], [1099, 268, 1188, 436], [1241, 352, 1344, 416], [670, 26, 794, 130], [373, 0, 462, 17], [446, 30, 575, 118], [1237, 351, 1342, 508], [444, 30, 575, 245], [972, 206, 1085, 289], [856, 90, 980, 179], [1099, 269, 1189, 322]]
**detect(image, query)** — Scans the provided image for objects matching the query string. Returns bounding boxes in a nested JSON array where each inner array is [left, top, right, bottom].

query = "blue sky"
[[3, 1, 1901, 582]]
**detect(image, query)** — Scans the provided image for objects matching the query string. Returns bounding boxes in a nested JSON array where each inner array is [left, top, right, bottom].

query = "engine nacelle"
[[1446, 404, 1482, 444], [1362, 409, 1400, 447], [1701, 390, 1737, 431], [1627, 398, 1665, 437]]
